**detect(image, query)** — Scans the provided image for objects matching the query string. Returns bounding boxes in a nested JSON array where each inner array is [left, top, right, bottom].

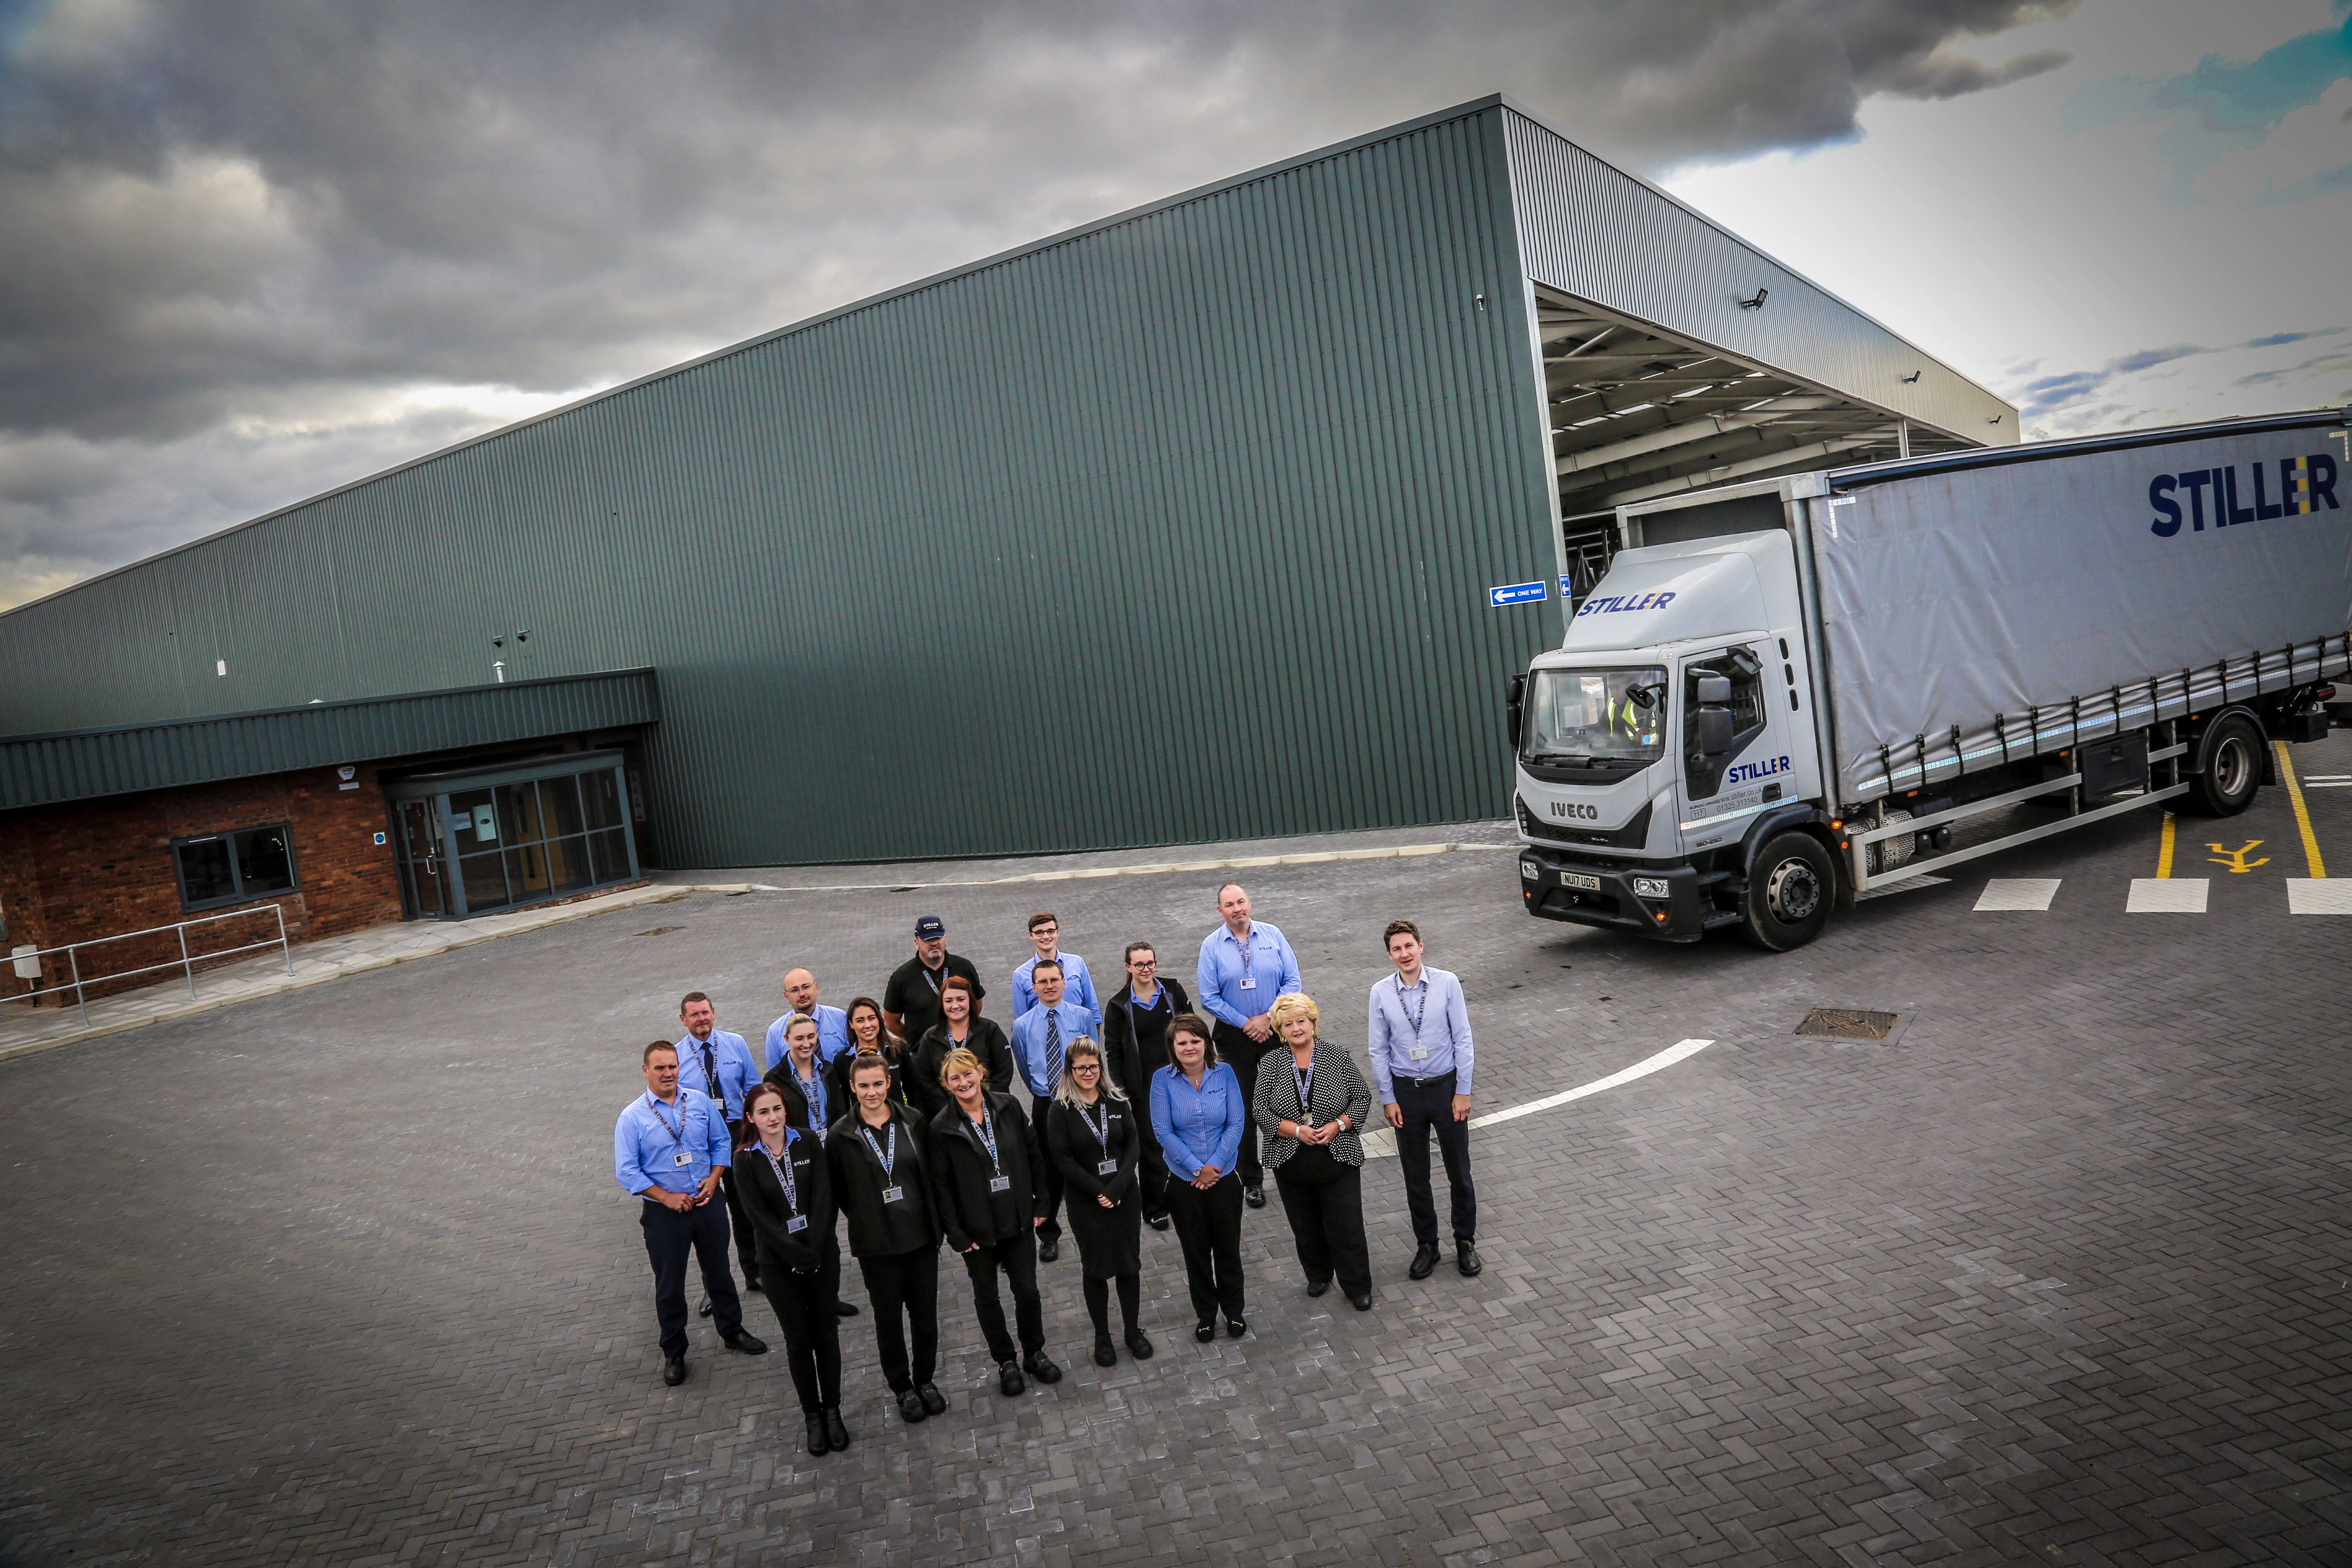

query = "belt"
[[1391, 1069, 1455, 1087]]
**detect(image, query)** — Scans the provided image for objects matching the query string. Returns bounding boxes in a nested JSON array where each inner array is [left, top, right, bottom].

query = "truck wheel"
[[1741, 832, 1834, 951], [2184, 713, 2262, 817]]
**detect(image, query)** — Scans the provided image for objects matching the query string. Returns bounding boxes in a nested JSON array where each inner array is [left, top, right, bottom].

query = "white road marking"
[[1975, 878, 2062, 911], [2126, 878, 2208, 913], [1363, 1037, 1716, 1158], [2302, 781, 2352, 788], [2287, 880, 2352, 914]]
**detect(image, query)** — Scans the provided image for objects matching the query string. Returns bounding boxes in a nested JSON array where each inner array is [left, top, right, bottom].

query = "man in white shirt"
[[1366, 920, 1479, 1280]]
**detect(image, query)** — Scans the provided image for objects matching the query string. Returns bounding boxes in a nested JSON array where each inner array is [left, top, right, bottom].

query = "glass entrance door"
[[396, 798, 449, 920]]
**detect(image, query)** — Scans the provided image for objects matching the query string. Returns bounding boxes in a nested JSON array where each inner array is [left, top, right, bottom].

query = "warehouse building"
[[0, 95, 2011, 975]]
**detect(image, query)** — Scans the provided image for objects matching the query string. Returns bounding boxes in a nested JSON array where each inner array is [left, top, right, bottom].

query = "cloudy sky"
[[0, 0, 2344, 609]]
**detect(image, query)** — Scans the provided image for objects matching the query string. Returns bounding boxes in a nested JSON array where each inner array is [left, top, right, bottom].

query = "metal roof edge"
[[1826, 408, 2351, 487], [1492, 97, 2016, 439], [0, 666, 659, 748], [0, 98, 1512, 625]]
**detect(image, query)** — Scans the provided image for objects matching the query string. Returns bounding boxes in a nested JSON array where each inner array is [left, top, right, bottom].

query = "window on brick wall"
[[173, 825, 299, 911]]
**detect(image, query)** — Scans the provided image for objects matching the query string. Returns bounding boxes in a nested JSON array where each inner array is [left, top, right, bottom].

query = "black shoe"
[[825, 1408, 851, 1450], [897, 1388, 927, 1423], [1022, 1351, 1063, 1385], [1409, 1243, 1440, 1280], [1225, 1316, 1247, 1338], [1125, 1327, 1154, 1361], [1305, 1279, 1330, 1298], [1146, 1211, 1171, 1231], [742, 1274, 761, 1294], [1457, 1244, 1483, 1277], [1348, 1290, 1374, 1312], [804, 1412, 830, 1456], [833, 1299, 860, 1318], [1195, 1322, 1216, 1344], [1038, 1238, 1060, 1263], [1093, 1334, 1117, 1368], [1243, 1185, 1266, 1209], [723, 1329, 768, 1355], [998, 1359, 1026, 1396], [662, 1356, 688, 1386], [917, 1383, 947, 1416], [697, 1296, 713, 1319]]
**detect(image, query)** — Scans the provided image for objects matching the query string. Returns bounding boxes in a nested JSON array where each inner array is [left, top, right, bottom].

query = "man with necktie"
[[675, 991, 762, 1290], [1007, 960, 1093, 1263]]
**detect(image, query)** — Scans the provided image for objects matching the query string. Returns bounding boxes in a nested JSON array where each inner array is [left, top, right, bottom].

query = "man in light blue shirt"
[[1007, 959, 1094, 1260], [765, 968, 851, 1070], [673, 991, 762, 1287], [1367, 920, 1479, 1281], [1194, 882, 1301, 1206], [1009, 911, 1100, 1029], [613, 1041, 766, 1384]]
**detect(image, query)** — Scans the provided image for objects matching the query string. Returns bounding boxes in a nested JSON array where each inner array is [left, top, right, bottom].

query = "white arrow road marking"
[[1361, 1037, 1716, 1159]]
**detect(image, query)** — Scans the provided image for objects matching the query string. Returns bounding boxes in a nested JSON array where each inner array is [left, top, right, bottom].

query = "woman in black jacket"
[[925, 1046, 1063, 1396], [764, 1013, 862, 1320], [1252, 992, 1377, 1312], [1100, 943, 1190, 1229], [908, 976, 1017, 1124], [827, 996, 912, 1113], [1043, 1039, 1151, 1367], [733, 1082, 847, 1455], [827, 1053, 948, 1425]]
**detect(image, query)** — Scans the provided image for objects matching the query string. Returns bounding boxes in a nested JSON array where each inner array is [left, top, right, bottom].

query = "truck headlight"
[[1519, 859, 1541, 880], [1632, 876, 1670, 899]]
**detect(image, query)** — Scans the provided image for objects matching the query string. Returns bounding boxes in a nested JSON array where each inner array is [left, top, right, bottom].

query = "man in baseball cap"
[[883, 914, 987, 1047]]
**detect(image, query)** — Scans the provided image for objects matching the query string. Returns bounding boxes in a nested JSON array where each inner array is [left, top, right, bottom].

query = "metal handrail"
[[6, 903, 292, 1029]]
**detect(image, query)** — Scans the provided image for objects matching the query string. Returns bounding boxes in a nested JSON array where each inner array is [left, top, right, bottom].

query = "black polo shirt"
[[883, 952, 985, 1047]]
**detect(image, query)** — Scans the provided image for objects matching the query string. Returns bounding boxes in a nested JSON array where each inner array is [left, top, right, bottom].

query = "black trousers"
[[1030, 1094, 1066, 1243], [1134, 1102, 1171, 1216], [961, 1233, 1046, 1363], [1393, 1071, 1477, 1247], [1274, 1161, 1372, 1297], [857, 1246, 940, 1393], [721, 1120, 759, 1281], [1163, 1171, 1245, 1324], [1213, 1025, 1270, 1185], [639, 1195, 742, 1361], [760, 1244, 844, 1413]]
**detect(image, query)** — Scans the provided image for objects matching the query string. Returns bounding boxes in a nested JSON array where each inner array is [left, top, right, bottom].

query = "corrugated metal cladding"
[[0, 669, 657, 811], [1501, 107, 2017, 444], [0, 102, 1564, 866]]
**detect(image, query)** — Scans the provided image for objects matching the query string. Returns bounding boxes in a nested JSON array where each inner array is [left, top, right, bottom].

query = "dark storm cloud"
[[0, 0, 2075, 599]]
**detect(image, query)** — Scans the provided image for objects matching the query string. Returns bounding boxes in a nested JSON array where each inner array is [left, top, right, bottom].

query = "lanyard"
[[1081, 1099, 1111, 1152], [1397, 975, 1430, 1039], [647, 1094, 686, 1149], [1293, 1057, 1314, 1123], [795, 1064, 828, 1140], [757, 1138, 798, 1213], [920, 962, 947, 996], [970, 1103, 1001, 1170], [697, 1037, 725, 1110], [860, 1121, 897, 1178], [1237, 928, 1255, 985]]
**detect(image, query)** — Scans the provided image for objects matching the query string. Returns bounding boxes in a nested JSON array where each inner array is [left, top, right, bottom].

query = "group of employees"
[[612, 882, 1478, 1457]]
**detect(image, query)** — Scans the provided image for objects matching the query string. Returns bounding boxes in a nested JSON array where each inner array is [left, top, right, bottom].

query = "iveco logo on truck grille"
[[2149, 453, 2337, 536], [1549, 802, 1599, 820]]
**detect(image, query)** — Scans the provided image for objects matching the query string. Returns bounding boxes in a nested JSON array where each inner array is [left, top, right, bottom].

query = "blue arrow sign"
[[1489, 579, 1549, 608]]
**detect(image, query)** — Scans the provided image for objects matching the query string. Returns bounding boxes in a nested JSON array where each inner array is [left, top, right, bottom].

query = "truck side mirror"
[[1690, 673, 1734, 755], [1505, 674, 1526, 751]]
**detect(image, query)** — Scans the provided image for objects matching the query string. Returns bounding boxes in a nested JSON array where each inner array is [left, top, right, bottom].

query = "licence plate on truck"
[[1561, 871, 1603, 892]]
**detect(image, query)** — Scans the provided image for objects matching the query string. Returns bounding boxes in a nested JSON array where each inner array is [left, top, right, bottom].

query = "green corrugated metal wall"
[[0, 103, 1562, 866]]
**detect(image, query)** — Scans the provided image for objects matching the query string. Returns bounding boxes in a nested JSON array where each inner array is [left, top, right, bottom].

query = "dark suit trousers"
[[1274, 1161, 1372, 1297], [1213, 1024, 1270, 1185], [856, 1245, 940, 1392], [640, 1195, 741, 1360], [1393, 1071, 1477, 1246], [760, 1244, 844, 1413], [1163, 1172, 1245, 1324], [1029, 1094, 1066, 1243], [961, 1234, 1046, 1363]]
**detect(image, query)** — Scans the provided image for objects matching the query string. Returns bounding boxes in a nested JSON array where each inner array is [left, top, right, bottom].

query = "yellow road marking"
[[2156, 812, 2175, 878], [2206, 840, 2269, 873], [2275, 739, 2328, 878]]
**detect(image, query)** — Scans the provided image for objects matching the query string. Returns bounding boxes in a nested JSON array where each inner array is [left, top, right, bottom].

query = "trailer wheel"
[[2184, 713, 2262, 817], [1741, 832, 1834, 951]]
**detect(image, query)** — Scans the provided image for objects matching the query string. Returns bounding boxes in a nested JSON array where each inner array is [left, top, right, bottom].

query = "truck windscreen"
[[1521, 667, 1668, 766]]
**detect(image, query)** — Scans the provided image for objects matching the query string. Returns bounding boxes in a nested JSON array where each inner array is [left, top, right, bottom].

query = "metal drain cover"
[[1796, 1007, 1901, 1040]]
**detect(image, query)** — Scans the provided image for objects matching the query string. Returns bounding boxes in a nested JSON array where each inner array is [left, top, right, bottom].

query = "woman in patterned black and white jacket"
[[1251, 991, 1377, 1312]]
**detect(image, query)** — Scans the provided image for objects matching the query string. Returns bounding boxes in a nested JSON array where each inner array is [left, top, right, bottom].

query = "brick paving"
[[2, 731, 2348, 1566]]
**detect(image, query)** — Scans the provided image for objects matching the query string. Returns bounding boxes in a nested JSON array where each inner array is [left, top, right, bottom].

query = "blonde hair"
[[1266, 991, 1320, 1037], [1053, 1037, 1128, 1110], [938, 1045, 985, 1091]]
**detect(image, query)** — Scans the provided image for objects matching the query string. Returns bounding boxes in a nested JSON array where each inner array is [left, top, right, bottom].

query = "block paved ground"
[[3, 728, 2350, 1567]]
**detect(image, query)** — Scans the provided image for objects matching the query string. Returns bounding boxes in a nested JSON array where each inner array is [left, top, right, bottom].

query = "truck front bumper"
[[1516, 846, 1707, 942]]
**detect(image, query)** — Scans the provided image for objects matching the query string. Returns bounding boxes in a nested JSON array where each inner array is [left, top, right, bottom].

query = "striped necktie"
[[1045, 1009, 1063, 1089]]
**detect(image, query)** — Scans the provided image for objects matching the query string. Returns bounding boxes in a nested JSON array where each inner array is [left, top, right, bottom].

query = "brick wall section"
[[0, 766, 404, 1004]]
